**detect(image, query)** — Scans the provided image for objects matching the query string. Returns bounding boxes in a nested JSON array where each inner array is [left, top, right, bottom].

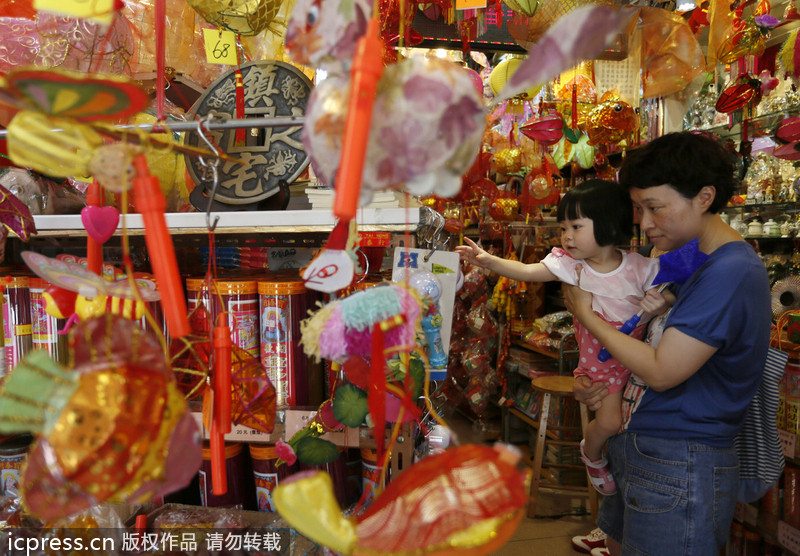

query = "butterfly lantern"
[[0, 314, 201, 521], [22, 251, 159, 334]]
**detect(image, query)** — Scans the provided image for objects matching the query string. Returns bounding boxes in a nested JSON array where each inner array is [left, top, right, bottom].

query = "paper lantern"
[[504, 0, 542, 17], [520, 112, 564, 145], [715, 73, 762, 113], [489, 58, 542, 99]]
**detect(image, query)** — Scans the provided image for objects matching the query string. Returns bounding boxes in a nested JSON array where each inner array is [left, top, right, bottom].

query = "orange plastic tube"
[[213, 324, 232, 434], [332, 17, 385, 222], [86, 180, 103, 275], [209, 428, 227, 496], [132, 154, 190, 338]]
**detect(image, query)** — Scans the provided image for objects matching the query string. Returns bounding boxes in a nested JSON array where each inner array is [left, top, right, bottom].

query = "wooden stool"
[[527, 375, 598, 520]]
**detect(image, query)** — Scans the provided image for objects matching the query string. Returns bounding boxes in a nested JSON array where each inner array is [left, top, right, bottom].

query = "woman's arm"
[[455, 237, 557, 283], [563, 283, 717, 391]]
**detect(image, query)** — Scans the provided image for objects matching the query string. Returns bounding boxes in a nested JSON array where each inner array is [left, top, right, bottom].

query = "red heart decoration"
[[80, 205, 119, 244]]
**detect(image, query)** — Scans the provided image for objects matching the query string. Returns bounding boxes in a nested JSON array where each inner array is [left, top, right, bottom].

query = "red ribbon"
[[154, 0, 166, 121], [370, 322, 387, 460]]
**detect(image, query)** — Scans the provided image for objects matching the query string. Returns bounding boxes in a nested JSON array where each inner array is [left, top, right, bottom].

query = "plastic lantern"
[[489, 58, 542, 100], [504, 0, 543, 17], [520, 112, 565, 145], [715, 73, 762, 113]]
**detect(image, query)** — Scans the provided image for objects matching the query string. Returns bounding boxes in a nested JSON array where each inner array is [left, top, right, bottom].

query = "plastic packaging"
[[28, 277, 67, 365], [2, 275, 32, 375], [258, 277, 318, 408], [199, 442, 248, 509], [187, 278, 260, 358]]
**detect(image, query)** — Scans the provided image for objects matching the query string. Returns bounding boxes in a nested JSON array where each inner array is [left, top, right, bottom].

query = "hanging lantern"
[[489, 58, 542, 100], [503, 0, 543, 18], [520, 112, 564, 145], [186, 0, 284, 36], [715, 73, 762, 113], [778, 117, 800, 142]]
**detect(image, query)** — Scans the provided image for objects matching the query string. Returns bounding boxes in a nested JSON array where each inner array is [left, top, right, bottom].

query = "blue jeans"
[[597, 432, 739, 555]]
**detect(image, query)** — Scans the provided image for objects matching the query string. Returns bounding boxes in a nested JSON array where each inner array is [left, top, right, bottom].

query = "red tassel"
[[370, 322, 387, 460], [571, 83, 578, 132], [235, 69, 246, 145], [214, 324, 232, 434]]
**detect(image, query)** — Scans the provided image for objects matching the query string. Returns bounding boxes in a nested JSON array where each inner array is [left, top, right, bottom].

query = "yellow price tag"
[[203, 29, 238, 66], [456, 0, 486, 8], [34, 0, 114, 25]]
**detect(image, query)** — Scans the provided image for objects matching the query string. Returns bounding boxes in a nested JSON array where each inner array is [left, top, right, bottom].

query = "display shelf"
[[778, 520, 800, 554], [30, 207, 421, 237], [694, 109, 792, 142]]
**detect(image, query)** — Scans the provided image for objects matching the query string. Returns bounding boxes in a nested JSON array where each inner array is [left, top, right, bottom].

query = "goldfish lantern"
[[0, 316, 201, 520], [715, 73, 762, 113], [504, 0, 542, 17], [488, 191, 519, 221], [186, 0, 284, 35], [492, 147, 523, 176], [520, 112, 564, 146], [584, 91, 637, 146], [274, 444, 530, 555], [489, 58, 542, 110]]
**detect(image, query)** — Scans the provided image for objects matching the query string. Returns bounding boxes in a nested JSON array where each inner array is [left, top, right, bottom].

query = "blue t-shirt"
[[626, 241, 771, 447]]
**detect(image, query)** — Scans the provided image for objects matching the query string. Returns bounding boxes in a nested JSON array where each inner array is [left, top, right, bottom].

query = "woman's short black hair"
[[557, 179, 633, 246], [617, 131, 738, 213]]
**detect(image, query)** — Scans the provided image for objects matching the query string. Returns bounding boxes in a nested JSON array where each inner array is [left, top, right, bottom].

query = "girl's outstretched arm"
[[454, 237, 557, 283]]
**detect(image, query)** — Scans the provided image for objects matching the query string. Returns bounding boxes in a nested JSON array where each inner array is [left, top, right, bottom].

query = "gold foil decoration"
[[185, 0, 285, 36]]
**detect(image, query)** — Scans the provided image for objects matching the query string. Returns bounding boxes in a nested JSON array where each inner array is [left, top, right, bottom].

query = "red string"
[[369, 323, 387, 461], [154, 0, 166, 121], [235, 69, 246, 145]]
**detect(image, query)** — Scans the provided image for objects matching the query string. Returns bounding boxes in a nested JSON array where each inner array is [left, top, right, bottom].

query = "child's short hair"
[[557, 179, 633, 246]]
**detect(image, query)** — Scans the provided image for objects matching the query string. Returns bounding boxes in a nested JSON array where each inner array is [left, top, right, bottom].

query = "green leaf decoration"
[[333, 383, 369, 428], [408, 357, 425, 400], [0, 349, 78, 435], [563, 125, 581, 144], [295, 437, 341, 465]]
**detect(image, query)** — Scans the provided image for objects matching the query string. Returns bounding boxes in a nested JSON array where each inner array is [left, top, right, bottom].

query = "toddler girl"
[[455, 179, 670, 494]]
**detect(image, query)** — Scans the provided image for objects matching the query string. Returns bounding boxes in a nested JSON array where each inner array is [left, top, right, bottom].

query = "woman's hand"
[[573, 375, 610, 411], [640, 287, 672, 315], [454, 236, 492, 269], [562, 280, 594, 322]]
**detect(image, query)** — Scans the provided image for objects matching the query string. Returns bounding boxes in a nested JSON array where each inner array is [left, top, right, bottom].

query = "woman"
[[564, 131, 771, 556]]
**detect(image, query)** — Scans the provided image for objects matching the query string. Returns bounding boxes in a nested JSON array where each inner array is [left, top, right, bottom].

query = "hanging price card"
[[456, 0, 486, 8], [34, 0, 114, 25], [203, 29, 238, 65]]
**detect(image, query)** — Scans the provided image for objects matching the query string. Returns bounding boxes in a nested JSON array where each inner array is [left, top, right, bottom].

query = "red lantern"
[[715, 73, 762, 113], [777, 117, 800, 142], [520, 112, 564, 145]]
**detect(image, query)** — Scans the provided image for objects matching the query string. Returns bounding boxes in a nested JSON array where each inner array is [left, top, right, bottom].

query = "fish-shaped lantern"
[[584, 91, 638, 146], [0, 315, 201, 520], [274, 443, 530, 555], [285, 0, 373, 68]]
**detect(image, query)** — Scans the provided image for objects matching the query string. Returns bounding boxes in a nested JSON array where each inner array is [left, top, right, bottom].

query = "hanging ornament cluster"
[[0, 316, 201, 521]]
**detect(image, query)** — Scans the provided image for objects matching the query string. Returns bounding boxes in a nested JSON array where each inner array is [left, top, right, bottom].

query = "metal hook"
[[422, 211, 445, 247], [196, 115, 222, 232], [423, 235, 449, 263]]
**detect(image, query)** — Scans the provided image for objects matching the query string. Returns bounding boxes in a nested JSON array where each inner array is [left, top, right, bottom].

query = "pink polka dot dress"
[[542, 248, 660, 393]]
